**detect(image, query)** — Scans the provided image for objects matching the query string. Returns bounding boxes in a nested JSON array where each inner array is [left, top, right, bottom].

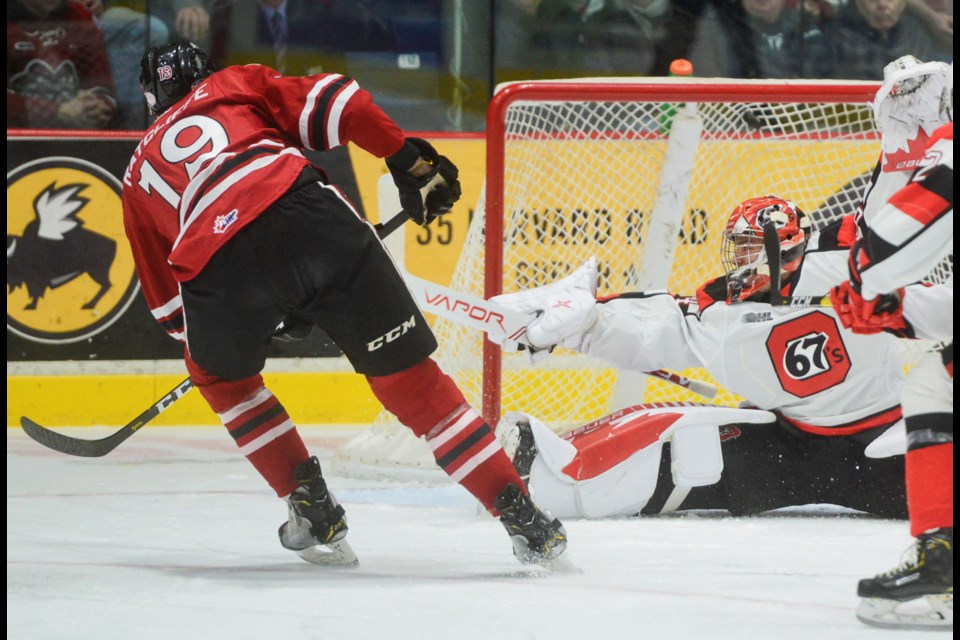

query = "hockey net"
[[332, 78, 951, 482]]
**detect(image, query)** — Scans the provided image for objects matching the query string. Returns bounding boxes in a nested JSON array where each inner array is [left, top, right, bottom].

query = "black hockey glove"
[[386, 138, 461, 226]]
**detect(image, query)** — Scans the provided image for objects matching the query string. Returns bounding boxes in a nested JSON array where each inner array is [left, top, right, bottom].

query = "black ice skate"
[[856, 528, 953, 630], [278, 456, 358, 567], [495, 483, 568, 566]]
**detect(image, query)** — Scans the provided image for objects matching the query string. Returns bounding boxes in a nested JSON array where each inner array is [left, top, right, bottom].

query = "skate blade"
[[856, 594, 953, 631], [514, 544, 582, 574], [296, 539, 359, 568], [532, 551, 582, 574]]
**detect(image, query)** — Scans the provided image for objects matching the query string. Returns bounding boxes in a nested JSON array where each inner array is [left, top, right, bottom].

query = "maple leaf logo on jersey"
[[881, 130, 931, 173], [213, 210, 239, 234]]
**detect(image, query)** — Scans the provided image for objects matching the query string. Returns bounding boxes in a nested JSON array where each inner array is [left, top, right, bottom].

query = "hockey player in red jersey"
[[830, 56, 952, 631], [489, 195, 939, 520], [122, 41, 567, 567]]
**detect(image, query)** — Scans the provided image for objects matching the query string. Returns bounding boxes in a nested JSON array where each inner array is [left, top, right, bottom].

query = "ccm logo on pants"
[[367, 315, 416, 351]]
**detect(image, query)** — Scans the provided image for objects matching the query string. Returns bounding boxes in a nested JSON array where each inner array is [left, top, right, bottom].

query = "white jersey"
[[584, 221, 905, 434], [857, 123, 953, 301]]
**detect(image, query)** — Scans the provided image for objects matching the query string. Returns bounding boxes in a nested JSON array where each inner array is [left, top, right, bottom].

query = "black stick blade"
[[20, 417, 131, 458], [762, 222, 783, 306]]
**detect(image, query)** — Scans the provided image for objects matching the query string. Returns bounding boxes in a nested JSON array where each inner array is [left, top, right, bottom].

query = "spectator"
[[74, 0, 215, 128], [512, 0, 670, 77], [829, 0, 952, 79], [7, 0, 117, 129], [905, 0, 953, 51], [688, 0, 834, 78], [215, 0, 398, 75], [649, 0, 747, 76], [164, 0, 211, 44], [75, 0, 166, 129]]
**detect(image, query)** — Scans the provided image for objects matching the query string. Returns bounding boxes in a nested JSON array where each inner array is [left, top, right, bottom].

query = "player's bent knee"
[[186, 351, 267, 413]]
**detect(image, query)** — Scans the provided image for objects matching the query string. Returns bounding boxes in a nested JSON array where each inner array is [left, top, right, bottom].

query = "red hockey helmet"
[[721, 196, 809, 303]]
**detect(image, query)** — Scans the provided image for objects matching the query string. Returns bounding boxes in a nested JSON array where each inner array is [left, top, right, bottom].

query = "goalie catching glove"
[[491, 257, 600, 358], [386, 137, 461, 226], [872, 55, 952, 157], [829, 240, 908, 337]]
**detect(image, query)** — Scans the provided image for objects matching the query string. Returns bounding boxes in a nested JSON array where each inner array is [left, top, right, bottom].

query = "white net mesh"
[[332, 78, 950, 481]]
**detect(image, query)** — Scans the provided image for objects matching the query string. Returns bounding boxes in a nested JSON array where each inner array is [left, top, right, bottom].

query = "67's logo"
[[766, 311, 850, 397]]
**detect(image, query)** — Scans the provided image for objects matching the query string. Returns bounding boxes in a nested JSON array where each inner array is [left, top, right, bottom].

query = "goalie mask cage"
[[332, 77, 948, 482]]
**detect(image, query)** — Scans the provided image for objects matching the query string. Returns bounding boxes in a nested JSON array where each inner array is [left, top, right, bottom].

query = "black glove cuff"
[[386, 140, 422, 172]]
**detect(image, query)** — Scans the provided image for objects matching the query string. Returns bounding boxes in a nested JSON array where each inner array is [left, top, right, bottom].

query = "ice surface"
[[7, 426, 943, 639]]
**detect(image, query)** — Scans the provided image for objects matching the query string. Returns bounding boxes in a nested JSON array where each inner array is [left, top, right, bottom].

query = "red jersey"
[[122, 65, 406, 342]]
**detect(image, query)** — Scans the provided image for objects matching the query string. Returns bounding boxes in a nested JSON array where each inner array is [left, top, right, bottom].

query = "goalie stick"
[[763, 221, 784, 307], [761, 223, 838, 308], [399, 265, 718, 399], [20, 213, 411, 458]]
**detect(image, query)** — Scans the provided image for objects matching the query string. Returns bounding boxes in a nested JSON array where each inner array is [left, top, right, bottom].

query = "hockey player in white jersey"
[[488, 195, 948, 522], [830, 56, 953, 631]]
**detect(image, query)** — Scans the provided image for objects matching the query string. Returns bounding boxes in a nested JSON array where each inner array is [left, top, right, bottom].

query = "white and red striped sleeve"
[[860, 123, 953, 298]]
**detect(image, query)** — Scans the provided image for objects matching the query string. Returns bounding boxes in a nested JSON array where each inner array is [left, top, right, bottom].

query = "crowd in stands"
[[6, 0, 953, 131]]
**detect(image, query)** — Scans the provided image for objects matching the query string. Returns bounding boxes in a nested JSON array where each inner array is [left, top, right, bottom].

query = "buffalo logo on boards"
[[7, 157, 139, 344]]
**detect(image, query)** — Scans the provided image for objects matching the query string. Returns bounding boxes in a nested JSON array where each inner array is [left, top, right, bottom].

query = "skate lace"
[[875, 542, 920, 580], [502, 499, 538, 530]]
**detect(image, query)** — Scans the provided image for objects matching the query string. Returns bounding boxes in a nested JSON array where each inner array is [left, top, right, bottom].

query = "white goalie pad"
[[517, 405, 776, 519], [656, 406, 776, 488]]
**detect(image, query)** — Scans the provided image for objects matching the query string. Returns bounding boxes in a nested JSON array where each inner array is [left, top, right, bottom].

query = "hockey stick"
[[763, 221, 783, 307], [19, 211, 414, 458], [372, 209, 409, 239], [20, 377, 194, 457], [400, 268, 718, 399], [762, 222, 836, 308]]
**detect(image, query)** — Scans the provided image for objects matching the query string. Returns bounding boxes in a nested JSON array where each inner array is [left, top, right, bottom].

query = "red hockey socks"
[[906, 443, 953, 537], [367, 358, 524, 512], [187, 355, 307, 497]]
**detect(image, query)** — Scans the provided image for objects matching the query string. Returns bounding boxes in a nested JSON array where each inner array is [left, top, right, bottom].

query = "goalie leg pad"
[[521, 406, 773, 519], [670, 423, 724, 487]]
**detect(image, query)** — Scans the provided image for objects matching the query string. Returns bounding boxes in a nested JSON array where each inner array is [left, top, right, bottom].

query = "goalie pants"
[[639, 420, 907, 519], [181, 167, 437, 380]]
